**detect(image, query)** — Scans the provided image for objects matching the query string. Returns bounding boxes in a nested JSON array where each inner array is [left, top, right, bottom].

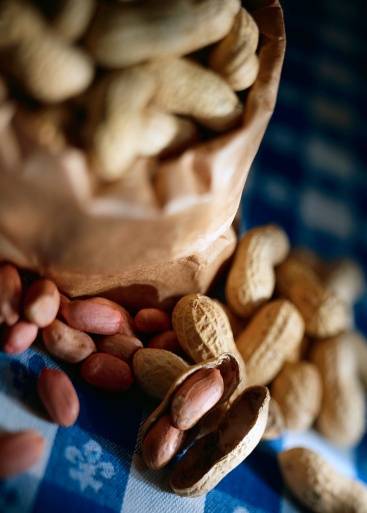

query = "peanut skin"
[[98, 334, 142, 361], [171, 368, 224, 430], [37, 368, 79, 427], [142, 414, 185, 470], [0, 430, 44, 478], [3, 320, 38, 354], [134, 308, 171, 334], [61, 297, 130, 335], [81, 353, 133, 392], [148, 331, 181, 353], [42, 319, 96, 363], [24, 279, 60, 328]]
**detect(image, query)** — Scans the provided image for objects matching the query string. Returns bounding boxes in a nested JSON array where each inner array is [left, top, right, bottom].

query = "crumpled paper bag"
[[0, 0, 285, 309]]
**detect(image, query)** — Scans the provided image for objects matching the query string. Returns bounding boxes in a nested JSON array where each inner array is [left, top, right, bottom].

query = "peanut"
[[214, 301, 247, 339], [286, 335, 310, 363], [134, 308, 171, 334], [148, 331, 181, 353], [290, 247, 325, 276], [209, 8, 259, 91], [149, 58, 243, 132], [98, 334, 142, 361], [271, 362, 322, 431], [51, 0, 96, 42], [61, 297, 129, 335], [279, 447, 367, 513], [223, 53, 259, 92], [142, 414, 185, 470], [262, 398, 285, 440], [0, 0, 44, 48], [24, 279, 60, 328], [172, 294, 246, 390], [87, 67, 156, 181], [236, 299, 304, 386], [81, 353, 133, 392], [2, 320, 38, 354], [86, 0, 241, 68], [42, 319, 96, 363], [133, 348, 189, 399], [11, 32, 94, 103], [0, 430, 44, 478], [347, 331, 367, 389], [37, 368, 79, 427], [0, 263, 22, 325], [324, 259, 364, 305], [171, 368, 224, 430], [310, 334, 365, 446], [139, 108, 197, 157], [276, 255, 350, 338], [226, 225, 290, 318]]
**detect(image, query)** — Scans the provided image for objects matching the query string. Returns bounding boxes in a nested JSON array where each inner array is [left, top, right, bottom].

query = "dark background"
[[242, 0, 367, 333]]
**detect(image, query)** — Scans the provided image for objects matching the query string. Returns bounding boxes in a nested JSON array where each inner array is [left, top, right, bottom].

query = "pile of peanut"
[[0, 0, 259, 182], [1, 223, 367, 510]]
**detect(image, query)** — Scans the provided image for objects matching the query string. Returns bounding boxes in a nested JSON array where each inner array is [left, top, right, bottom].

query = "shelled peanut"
[[0, 0, 261, 182]]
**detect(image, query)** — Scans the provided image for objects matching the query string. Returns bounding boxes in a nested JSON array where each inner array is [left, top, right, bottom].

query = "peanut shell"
[[133, 348, 189, 400], [209, 8, 259, 91], [170, 385, 270, 496], [236, 299, 304, 386], [271, 362, 322, 431], [149, 58, 243, 132], [276, 255, 350, 338], [86, 0, 241, 68], [310, 334, 365, 446], [279, 447, 367, 513], [226, 225, 289, 318], [172, 294, 246, 391]]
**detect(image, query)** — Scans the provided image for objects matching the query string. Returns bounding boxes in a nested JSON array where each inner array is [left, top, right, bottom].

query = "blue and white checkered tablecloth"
[[1, 0, 366, 511]]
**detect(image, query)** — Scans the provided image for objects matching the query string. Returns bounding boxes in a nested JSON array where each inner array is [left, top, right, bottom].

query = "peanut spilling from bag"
[[1, 219, 367, 504]]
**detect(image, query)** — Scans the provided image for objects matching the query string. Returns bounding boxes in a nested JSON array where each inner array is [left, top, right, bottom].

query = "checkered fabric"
[[1, 0, 366, 511]]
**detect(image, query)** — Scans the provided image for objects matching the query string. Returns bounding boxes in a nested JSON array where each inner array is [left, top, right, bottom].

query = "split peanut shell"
[[140, 353, 240, 443], [170, 385, 270, 496]]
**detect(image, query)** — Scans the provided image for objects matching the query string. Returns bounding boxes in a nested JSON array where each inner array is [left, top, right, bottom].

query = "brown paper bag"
[[0, 0, 285, 309]]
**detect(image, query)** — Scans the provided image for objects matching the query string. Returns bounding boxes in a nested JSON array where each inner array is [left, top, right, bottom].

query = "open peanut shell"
[[140, 352, 240, 442], [170, 385, 270, 496]]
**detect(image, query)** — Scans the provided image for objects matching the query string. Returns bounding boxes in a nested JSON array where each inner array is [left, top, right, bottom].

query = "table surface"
[[1, 0, 367, 512]]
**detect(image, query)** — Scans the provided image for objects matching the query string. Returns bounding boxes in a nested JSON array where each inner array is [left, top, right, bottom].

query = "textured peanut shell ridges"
[[279, 447, 367, 513], [310, 335, 365, 446], [276, 255, 350, 338], [172, 293, 246, 390], [226, 224, 289, 318], [236, 299, 304, 386], [271, 362, 321, 431]]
